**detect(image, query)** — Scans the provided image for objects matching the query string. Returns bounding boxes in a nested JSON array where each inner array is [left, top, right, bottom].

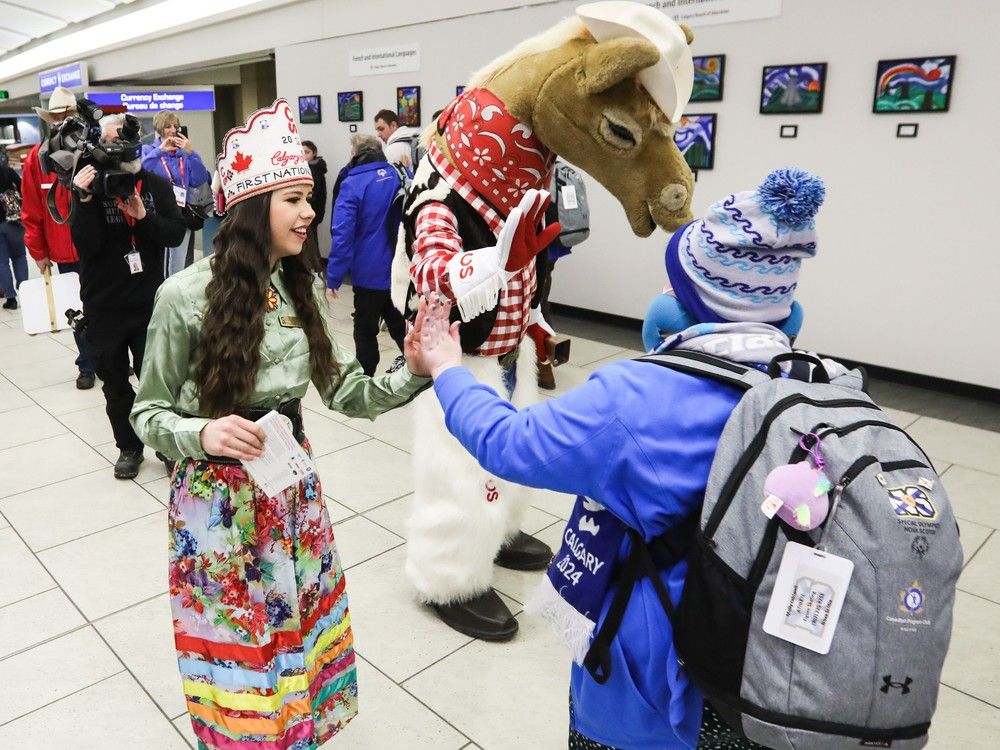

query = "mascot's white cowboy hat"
[[33, 86, 77, 123], [577, 1, 694, 123]]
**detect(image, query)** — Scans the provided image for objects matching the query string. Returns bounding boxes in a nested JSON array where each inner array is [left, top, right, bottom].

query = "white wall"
[[275, 0, 1000, 389], [5, 0, 991, 387]]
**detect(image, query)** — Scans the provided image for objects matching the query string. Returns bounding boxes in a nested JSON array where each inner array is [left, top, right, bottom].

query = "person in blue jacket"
[[407, 169, 826, 749], [141, 110, 210, 277], [326, 133, 406, 375]]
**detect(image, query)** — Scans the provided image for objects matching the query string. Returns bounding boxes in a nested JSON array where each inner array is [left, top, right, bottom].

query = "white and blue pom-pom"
[[758, 168, 825, 228]]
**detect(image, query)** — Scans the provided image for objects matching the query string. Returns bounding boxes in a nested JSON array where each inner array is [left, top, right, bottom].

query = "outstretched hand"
[[501, 189, 562, 273], [407, 295, 462, 379]]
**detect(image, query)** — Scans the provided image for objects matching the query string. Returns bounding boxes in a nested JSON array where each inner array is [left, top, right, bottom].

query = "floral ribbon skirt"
[[167, 443, 356, 750]]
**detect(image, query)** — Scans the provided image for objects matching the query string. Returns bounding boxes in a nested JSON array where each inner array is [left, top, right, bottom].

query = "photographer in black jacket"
[[70, 113, 186, 478]]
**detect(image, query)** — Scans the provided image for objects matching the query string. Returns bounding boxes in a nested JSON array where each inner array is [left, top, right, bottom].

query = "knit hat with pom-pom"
[[665, 168, 825, 324]]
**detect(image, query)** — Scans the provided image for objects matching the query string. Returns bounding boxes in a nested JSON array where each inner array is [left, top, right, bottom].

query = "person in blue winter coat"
[[326, 133, 407, 375], [407, 169, 826, 749], [141, 110, 211, 277]]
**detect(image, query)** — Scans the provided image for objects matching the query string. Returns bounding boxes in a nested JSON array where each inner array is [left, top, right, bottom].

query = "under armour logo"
[[880, 675, 912, 695]]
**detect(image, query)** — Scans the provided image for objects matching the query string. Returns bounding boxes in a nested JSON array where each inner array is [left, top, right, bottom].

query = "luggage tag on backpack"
[[762, 541, 854, 655], [560, 184, 578, 210]]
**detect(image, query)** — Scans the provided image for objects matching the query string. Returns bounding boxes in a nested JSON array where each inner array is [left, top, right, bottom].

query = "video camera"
[[41, 98, 143, 204]]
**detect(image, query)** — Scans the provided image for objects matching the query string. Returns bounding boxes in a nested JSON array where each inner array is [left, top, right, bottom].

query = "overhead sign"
[[641, 0, 781, 26], [39, 62, 88, 94], [85, 90, 216, 113], [349, 43, 421, 77]]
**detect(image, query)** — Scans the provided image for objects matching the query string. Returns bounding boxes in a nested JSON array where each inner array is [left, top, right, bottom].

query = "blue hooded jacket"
[[140, 139, 210, 201], [326, 160, 401, 291], [433, 359, 746, 749]]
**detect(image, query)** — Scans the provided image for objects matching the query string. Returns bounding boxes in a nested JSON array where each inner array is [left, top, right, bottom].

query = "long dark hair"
[[195, 191, 337, 417]]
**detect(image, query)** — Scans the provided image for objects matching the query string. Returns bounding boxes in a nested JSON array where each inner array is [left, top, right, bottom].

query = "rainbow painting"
[[873, 56, 956, 113], [691, 54, 725, 102], [674, 113, 716, 171], [760, 63, 827, 114]]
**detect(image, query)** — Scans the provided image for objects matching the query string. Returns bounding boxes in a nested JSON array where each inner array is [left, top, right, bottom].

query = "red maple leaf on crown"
[[231, 151, 253, 172]]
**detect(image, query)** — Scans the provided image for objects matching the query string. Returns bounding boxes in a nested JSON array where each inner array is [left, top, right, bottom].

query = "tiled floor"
[[1, 287, 999, 749]]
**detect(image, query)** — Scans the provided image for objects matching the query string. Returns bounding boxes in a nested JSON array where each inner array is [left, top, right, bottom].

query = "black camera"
[[41, 99, 143, 209], [66, 308, 88, 335]]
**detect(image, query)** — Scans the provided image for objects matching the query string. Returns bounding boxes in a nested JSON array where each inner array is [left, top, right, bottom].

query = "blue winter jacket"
[[326, 161, 401, 291], [140, 139, 210, 200], [433, 360, 745, 749]]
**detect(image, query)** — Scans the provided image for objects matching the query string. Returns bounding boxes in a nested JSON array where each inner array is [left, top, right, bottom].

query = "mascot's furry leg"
[[405, 338, 549, 640]]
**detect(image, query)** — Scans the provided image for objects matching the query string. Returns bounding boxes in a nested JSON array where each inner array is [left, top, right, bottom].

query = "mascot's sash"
[[436, 88, 555, 218], [526, 495, 625, 664]]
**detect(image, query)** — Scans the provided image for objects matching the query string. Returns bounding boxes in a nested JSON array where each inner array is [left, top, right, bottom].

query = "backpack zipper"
[[818, 420, 934, 466], [705, 395, 878, 541]]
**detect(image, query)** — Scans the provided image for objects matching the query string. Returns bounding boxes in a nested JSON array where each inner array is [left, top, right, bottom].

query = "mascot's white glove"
[[445, 189, 561, 321]]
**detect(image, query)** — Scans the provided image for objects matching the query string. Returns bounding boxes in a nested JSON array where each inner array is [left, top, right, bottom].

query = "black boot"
[[494, 530, 553, 571], [114, 449, 144, 479], [432, 588, 519, 641]]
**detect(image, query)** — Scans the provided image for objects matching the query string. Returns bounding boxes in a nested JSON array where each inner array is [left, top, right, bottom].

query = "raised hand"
[[500, 189, 562, 273], [409, 295, 462, 379]]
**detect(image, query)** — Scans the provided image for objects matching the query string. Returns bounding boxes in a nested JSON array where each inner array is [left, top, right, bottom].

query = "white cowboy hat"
[[33, 86, 78, 124], [577, 1, 694, 123]]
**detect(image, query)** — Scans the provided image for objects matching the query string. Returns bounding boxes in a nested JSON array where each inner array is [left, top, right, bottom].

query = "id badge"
[[560, 184, 578, 210], [172, 185, 186, 207], [762, 541, 854, 655], [125, 252, 143, 274]]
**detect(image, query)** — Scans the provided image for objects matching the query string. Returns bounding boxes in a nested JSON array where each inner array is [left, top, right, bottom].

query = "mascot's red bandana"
[[434, 88, 555, 219]]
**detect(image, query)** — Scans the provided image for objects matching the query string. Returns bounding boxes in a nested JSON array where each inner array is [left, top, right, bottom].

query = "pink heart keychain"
[[762, 433, 833, 531]]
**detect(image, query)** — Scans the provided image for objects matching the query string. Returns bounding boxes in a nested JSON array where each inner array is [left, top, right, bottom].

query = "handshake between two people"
[[198, 294, 460, 463]]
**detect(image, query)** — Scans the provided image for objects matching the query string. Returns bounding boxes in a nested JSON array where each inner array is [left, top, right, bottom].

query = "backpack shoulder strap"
[[637, 350, 770, 392]]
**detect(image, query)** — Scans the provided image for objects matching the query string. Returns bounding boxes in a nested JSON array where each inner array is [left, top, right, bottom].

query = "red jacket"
[[21, 144, 79, 264]]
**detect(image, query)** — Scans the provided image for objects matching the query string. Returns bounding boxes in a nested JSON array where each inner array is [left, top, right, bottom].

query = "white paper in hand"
[[240, 410, 315, 498]]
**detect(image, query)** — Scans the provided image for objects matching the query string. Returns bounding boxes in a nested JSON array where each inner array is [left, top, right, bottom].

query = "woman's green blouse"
[[130, 257, 428, 460]]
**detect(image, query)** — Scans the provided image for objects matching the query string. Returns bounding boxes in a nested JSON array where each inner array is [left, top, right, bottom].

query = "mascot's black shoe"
[[433, 588, 519, 641], [494, 531, 553, 571]]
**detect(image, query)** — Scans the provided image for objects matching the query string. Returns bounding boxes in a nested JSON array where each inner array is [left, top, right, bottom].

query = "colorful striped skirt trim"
[[167, 449, 357, 749]]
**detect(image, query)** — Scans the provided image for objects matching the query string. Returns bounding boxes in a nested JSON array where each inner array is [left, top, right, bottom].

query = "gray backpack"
[[613, 351, 962, 749], [552, 161, 589, 246]]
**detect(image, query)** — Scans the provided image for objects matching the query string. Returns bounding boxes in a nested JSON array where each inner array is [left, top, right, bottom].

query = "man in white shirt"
[[374, 109, 420, 170]]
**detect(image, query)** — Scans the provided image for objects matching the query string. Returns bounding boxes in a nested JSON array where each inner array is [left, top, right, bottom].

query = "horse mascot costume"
[[392, 0, 697, 640]]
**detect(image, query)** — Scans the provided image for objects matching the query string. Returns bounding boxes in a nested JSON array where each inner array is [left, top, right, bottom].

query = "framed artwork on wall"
[[397, 86, 421, 127], [337, 91, 364, 122], [298, 95, 321, 124], [674, 113, 716, 171], [760, 63, 827, 114], [691, 54, 725, 102], [872, 56, 956, 113]]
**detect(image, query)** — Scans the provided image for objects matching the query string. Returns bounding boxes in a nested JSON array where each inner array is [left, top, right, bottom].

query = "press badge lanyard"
[[114, 178, 145, 275], [160, 156, 188, 207]]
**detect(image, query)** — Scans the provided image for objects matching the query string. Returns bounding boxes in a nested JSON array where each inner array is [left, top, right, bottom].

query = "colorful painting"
[[673, 113, 716, 171], [337, 91, 363, 122], [873, 56, 955, 113], [298, 95, 321, 124], [760, 63, 827, 114], [691, 54, 725, 102], [397, 86, 420, 127]]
